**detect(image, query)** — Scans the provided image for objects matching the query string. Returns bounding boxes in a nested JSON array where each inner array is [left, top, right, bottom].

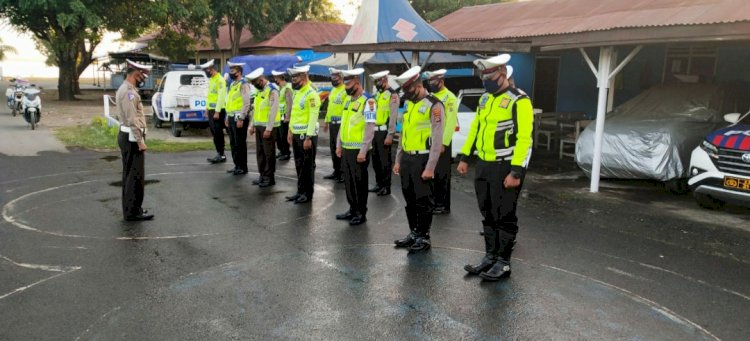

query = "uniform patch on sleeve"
[[364, 98, 377, 122], [499, 97, 511, 109], [432, 106, 442, 123], [307, 96, 319, 108], [128, 92, 135, 101]]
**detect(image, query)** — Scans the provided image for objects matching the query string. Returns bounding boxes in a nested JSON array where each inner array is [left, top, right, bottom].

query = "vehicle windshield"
[[738, 111, 750, 125], [459, 94, 481, 112]]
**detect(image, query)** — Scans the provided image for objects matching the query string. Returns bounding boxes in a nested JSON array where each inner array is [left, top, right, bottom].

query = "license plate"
[[723, 176, 750, 191]]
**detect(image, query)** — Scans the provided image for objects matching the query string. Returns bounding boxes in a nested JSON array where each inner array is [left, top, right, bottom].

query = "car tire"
[[665, 178, 689, 194], [170, 115, 182, 137], [694, 192, 724, 210]]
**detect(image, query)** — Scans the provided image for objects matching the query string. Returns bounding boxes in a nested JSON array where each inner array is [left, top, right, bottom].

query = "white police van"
[[688, 110, 750, 208], [151, 68, 209, 137]]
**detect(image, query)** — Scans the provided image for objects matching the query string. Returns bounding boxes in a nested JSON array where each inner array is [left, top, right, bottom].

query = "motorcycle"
[[5, 78, 26, 117], [22, 85, 42, 130]]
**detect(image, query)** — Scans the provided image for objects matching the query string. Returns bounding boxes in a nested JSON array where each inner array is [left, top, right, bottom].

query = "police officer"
[[202, 59, 227, 164], [322, 68, 346, 183], [423, 69, 457, 215], [285, 65, 320, 204], [368, 70, 400, 196], [116, 59, 154, 221], [458, 54, 533, 281], [246, 68, 280, 187], [334, 68, 376, 226], [224, 61, 253, 175], [272, 70, 293, 161], [392, 66, 445, 253]]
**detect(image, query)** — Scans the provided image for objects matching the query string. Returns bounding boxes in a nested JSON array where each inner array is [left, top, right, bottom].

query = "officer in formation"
[[334, 68, 376, 226], [322, 68, 346, 183], [423, 69, 457, 215], [392, 66, 445, 253], [224, 61, 253, 175], [246, 67, 280, 187], [202, 60, 227, 164], [368, 70, 400, 196], [458, 54, 533, 281], [116, 59, 154, 221], [272, 70, 293, 161], [285, 65, 320, 204]]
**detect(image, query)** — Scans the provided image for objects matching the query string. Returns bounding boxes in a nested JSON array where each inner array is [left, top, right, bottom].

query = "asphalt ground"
[[1, 129, 749, 340]]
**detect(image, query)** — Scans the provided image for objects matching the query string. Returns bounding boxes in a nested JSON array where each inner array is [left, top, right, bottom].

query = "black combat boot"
[[464, 225, 498, 275], [480, 230, 515, 281], [408, 211, 432, 253], [395, 208, 418, 247]]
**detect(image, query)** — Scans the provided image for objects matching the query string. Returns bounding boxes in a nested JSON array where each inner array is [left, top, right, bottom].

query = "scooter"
[[21, 85, 42, 130], [5, 78, 26, 117]]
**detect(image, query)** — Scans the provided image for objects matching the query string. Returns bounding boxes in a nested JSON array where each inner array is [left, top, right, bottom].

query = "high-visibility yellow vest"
[[340, 95, 373, 149], [206, 73, 226, 111], [401, 96, 439, 152], [433, 87, 458, 146], [253, 83, 280, 127], [225, 80, 246, 116], [375, 89, 394, 126], [460, 88, 534, 166], [289, 82, 320, 135], [278, 83, 292, 119], [325, 84, 346, 123]]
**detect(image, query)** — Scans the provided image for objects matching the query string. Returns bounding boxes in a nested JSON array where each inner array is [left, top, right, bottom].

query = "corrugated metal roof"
[[251, 21, 350, 50], [433, 0, 750, 40]]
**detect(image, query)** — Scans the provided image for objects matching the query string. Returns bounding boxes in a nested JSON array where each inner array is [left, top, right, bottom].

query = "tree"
[[409, 0, 509, 22], [144, 0, 211, 62], [0, 36, 16, 61], [209, 0, 343, 58], [0, 0, 208, 101]]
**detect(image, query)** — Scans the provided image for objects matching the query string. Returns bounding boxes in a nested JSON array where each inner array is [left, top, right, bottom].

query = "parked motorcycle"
[[5, 78, 26, 117], [22, 85, 42, 130]]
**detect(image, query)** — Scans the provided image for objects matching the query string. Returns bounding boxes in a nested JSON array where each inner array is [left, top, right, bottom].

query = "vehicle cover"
[[576, 84, 731, 181]]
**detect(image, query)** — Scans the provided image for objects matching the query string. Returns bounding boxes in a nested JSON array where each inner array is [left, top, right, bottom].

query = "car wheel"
[[170, 115, 182, 137], [665, 179, 689, 194], [152, 110, 162, 128], [694, 192, 724, 210]]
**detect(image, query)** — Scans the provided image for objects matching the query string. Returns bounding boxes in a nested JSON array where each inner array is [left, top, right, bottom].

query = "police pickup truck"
[[688, 110, 750, 208], [151, 69, 209, 137]]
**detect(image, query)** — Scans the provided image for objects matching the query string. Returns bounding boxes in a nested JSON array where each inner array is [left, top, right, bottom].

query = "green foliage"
[[144, 0, 211, 61], [409, 0, 509, 22], [55, 117, 215, 153]]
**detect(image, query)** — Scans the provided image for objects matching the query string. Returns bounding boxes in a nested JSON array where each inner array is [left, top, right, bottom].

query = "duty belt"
[[375, 125, 388, 132], [207, 103, 217, 109], [404, 150, 429, 155], [329, 116, 342, 124], [119, 126, 146, 134]]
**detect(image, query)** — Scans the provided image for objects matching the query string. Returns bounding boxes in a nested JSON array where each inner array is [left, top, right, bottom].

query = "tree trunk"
[[58, 63, 76, 101]]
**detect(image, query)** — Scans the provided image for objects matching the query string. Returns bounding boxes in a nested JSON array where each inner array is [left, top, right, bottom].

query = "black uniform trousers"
[[432, 142, 452, 210], [328, 122, 342, 176], [371, 130, 392, 189], [254, 126, 277, 180], [276, 121, 291, 156], [207, 108, 226, 156], [400, 153, 434, 237], [227, 115, 249, 172], [342, 149, 370, 216], [292, 134, 317, 198], [118, 131, 145, 218], [475, 160, 523, 236]]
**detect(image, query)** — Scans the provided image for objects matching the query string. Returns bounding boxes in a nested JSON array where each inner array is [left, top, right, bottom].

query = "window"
[[663, 45, 717, 83]]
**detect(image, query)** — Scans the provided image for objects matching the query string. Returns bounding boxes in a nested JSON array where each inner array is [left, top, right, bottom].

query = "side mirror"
[[724, 113, 741, 124]]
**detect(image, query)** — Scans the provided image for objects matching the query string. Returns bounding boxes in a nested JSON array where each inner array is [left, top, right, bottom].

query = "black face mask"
[[252, 80, 264, 90], [292, 80, 303, 90], [345, 86, 356, 96], [426, 80, 441, 93], [136, 75, 146, 88], [331, 79, 341, 87]]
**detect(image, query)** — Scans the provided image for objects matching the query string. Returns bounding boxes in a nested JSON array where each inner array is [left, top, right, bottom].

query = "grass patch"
[[54, 117, 215, 153]]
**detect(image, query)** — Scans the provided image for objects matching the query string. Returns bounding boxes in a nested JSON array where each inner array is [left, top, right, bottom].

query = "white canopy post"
[[347, 53, 355, 69], [584, 45, 643, 192], [411, 51, 420, 67]]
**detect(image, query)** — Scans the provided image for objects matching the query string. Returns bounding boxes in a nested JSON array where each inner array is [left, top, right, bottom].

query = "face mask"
[[205, 70, 212, 78], [403, 85, 419, 102], [136, 74, 146, 88], [375, 81, 386, 92], [345, 86, 356, 96], [292, 80, 302, 90], [252, 80, 264, 90], [427, 80, 441, 93], [482, 79, 501, 94], [331, 78, 341, 87]]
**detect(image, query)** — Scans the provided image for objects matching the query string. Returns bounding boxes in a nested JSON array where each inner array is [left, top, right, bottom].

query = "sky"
[[0, 0, 361, 79]]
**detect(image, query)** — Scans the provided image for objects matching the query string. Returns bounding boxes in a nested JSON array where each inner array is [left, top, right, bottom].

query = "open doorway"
[[532, 57, 560, 112]]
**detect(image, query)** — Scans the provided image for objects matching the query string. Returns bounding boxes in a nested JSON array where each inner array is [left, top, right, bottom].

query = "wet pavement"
[[1, 141, 749, 339]]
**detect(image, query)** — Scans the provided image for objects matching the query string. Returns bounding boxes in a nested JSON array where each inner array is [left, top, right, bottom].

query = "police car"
[[151, 68, 209, 137], [688, 110, 750, 208]]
